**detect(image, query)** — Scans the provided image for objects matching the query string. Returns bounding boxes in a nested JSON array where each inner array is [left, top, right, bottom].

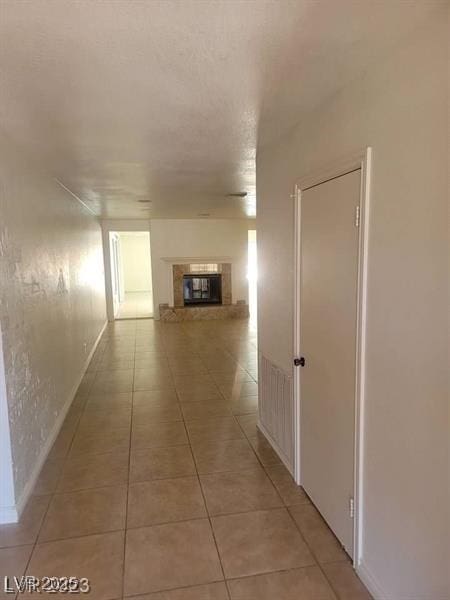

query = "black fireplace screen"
[[183, 274, 222, 306]]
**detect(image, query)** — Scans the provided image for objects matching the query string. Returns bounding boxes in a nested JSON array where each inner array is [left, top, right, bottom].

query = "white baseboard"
[[357, 560, 389, 600], [0, 321, 107, 524], [257, 419, 294, 474]]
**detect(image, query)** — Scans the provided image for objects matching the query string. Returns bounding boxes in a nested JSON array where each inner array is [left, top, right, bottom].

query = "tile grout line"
[[5, 320, 264, 600], [231, 380, 349, 600], [17, 338, 106, 593], [284, 498, 344, 600], [185, 421, 231, 598], [164, 325, 346, 598], [233, 417, 286, 507], [120, 326, 138, 600], [172, 334, 230, 597], [179, 328, 262, 600]]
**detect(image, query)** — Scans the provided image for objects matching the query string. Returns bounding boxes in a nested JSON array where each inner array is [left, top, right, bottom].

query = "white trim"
[[257, 419, 294, 473], [293, 147, 372, 568], [101, 221, 152, 321], [160, 256, 232, 263], [109, 232, 123, 317], [293, 149, 370, 192], [353, 147, 372, 566], [102, 227, 115, 321], [1, 320, 107, 524], [293, 184, 302, 484], [357, 561, 388, 600]]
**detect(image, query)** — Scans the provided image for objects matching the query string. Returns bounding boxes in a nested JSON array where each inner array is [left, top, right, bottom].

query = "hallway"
[[0, 319, 369, 600], [0, 3, 447, 598]]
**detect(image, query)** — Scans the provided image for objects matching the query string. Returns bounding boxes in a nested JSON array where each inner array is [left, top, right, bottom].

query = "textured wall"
[[257, 13, 448, 599], [0, 139, 107, 504]]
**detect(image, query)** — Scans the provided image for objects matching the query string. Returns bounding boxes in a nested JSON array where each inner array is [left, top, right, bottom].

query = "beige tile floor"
[[0, 319, 372, 600], [117, 292, 153, 319]]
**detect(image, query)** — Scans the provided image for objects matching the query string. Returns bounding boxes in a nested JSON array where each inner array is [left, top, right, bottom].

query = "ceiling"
[[0, 1, 442, 219]]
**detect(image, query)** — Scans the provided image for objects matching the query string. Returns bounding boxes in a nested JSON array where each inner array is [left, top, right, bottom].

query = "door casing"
[[293, 147, 372, 568], [109, 232, 123, 318]]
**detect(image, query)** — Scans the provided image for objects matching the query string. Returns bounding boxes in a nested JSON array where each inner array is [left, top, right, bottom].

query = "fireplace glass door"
[[183, 274, 222, 305]]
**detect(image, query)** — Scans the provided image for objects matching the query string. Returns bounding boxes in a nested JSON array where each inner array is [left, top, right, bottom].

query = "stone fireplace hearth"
[[159, 261, 248, 322]]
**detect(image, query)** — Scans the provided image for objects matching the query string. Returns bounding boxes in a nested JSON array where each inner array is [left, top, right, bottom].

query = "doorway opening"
[[247, 229, 257, 327], [109, 231, 153, 319]]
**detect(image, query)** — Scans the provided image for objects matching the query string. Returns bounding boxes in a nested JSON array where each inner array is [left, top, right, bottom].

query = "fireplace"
[[160, 261, 249, 320], [183, 273, 222, 306], [171, 262, 231, 307]]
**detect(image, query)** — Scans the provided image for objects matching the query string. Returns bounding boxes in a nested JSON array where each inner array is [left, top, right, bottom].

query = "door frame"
[[103, 224, 154, 321], [109, 232, 123, 319], [293, 147, 372, 567]]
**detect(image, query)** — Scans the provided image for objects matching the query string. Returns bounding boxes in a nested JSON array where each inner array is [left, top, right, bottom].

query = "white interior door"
[[299, 169, 361, 557]]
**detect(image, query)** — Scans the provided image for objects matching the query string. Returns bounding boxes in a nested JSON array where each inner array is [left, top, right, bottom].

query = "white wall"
[[149, 219, 252, 318], [0, 321, 15, 523], [257, 11, 448, 600], [0, 136, 107, 520], [119, 232, 152, 292]]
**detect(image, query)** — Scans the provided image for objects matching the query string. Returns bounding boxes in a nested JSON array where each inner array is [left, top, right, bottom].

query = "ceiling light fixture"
[[198, 213, 210, 217], [137, 199, 152, 203]]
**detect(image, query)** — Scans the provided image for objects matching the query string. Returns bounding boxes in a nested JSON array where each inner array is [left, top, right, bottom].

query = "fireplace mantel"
[[161, 256, 232, 264]]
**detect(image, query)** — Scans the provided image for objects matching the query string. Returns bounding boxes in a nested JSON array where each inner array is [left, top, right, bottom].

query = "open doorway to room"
[[247, 229, 257, 327], [109, 231, 153, 319]]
